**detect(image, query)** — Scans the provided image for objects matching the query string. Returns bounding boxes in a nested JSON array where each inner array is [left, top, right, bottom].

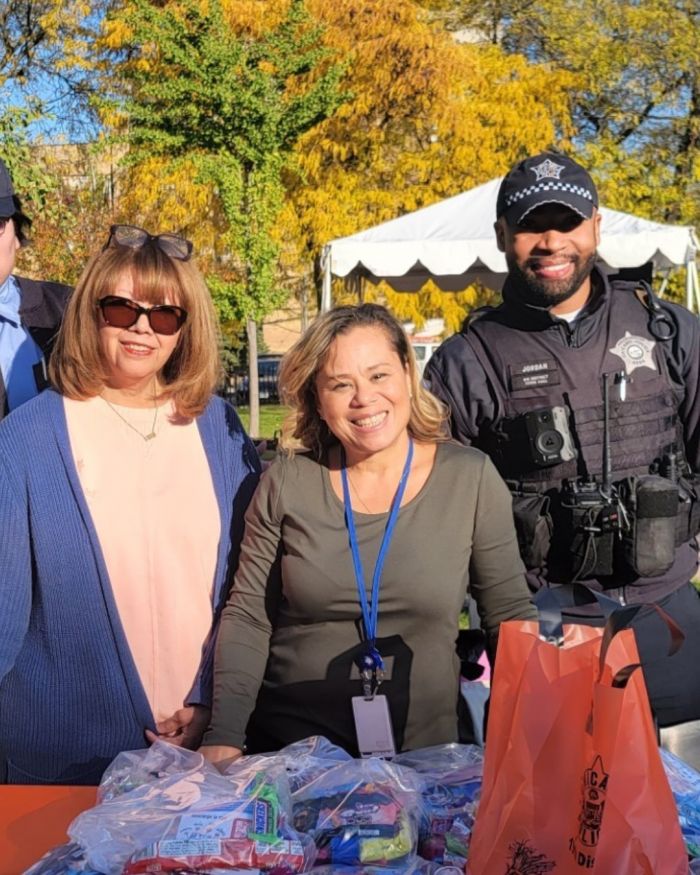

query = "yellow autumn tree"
[[277, 0, 575, 331], [100, 0, 574, 338], [419, 0, 700, 305]]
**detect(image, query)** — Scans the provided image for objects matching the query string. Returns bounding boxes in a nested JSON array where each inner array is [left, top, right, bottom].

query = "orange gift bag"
[[467, 590, 688, 875]]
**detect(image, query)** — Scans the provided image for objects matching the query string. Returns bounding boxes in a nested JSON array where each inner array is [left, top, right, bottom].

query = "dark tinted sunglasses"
[[98, 295, 188, 336], [104, 224, 193, 261]]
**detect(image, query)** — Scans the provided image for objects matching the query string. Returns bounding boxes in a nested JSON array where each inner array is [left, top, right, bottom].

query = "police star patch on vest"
[[609, 332, 657, 375]]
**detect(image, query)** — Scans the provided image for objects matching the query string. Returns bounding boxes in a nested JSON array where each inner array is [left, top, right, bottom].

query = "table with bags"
[[21, 588, 700, 874]]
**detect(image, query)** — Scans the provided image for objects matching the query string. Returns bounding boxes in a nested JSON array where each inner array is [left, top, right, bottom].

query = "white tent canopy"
[[321, 177, 700, 312]]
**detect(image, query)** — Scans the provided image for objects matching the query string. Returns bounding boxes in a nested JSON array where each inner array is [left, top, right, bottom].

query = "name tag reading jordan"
[[509, 359, 560, 391]]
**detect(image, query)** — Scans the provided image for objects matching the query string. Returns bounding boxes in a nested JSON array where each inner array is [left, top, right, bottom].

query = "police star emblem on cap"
[[496, 151, 599, 225], [532, 158, 565, 181]]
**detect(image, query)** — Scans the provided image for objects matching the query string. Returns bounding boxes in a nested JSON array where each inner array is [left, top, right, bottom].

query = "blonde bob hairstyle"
[[49, 239, 221, 418], [279, 303, 450, 457]]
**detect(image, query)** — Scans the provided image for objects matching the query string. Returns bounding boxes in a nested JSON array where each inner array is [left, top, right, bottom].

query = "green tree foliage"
[[105, 0, 347, 434], [0, 108, 56, 210], [419, 0, 700, 226]]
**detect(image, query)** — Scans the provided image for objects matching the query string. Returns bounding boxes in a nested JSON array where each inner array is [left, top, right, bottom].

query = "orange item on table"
[[0, 785, 96, 874]]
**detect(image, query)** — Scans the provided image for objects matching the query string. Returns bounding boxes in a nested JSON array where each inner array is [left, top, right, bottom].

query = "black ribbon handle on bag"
[[534, 585, 684, 688]]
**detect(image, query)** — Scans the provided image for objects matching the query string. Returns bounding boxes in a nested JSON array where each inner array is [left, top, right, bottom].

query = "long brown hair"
[[279, 303, 449, 457], [50, 241, 221, 418]]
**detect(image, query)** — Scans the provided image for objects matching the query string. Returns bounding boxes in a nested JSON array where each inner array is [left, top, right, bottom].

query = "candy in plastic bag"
[[71, 750, 314, 874], [123, 770, 315, 873], [393, 744, 483, 866], [292, 758, 424, 868], [307, 860, 461, 874]]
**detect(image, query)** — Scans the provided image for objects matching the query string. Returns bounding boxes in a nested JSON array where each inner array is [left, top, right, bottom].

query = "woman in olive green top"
[[201, 304, 535, 762]]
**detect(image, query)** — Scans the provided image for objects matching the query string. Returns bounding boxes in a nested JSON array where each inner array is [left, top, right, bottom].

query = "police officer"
[[0, 157, 71, 419], [425, 151, 700, 748]]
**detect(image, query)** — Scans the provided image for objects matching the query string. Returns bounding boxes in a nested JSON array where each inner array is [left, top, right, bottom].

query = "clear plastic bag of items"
[[255, 736, 354, 793], [393, 743, 484, 867], [291, 758, 424, 869], [661, 747, 700, 858], [70, 745, 315, 874], [22, 841, 102, 875], [307, 860, 462, 874], [98, 739, 217, 803]]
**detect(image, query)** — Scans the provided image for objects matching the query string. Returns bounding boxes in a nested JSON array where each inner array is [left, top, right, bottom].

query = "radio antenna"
[[602, 372, 612, 494]]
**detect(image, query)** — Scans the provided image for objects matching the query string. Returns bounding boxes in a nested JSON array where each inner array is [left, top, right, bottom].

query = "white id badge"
[[351, 694, 396, 758]]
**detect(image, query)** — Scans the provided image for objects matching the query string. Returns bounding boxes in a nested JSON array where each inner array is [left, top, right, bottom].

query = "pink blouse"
[[64, 395, 220, 723]]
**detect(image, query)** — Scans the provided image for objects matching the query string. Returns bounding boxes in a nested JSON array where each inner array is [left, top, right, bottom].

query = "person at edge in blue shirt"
[[0, 157, 71, 419]]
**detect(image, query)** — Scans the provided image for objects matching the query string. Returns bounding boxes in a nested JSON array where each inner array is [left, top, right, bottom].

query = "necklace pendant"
[[144, 432, 156, 441]]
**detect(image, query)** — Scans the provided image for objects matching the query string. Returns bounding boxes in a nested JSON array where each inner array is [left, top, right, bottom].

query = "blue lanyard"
[[341, 438, 414, 651]]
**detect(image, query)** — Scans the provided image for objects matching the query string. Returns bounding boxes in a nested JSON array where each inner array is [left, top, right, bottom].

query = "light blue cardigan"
[[0, 389, 260, 784]]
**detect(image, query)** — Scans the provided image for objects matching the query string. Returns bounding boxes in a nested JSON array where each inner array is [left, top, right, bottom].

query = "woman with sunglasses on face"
[[200, 304, 535, 764], [0, 226, 260, 785]]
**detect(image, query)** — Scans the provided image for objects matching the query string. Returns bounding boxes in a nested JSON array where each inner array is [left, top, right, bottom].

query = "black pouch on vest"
[[677, 473, 700, 545], [562, 484, 617, 579], [568, 514, 615, 579], [511, 493, 553, 569], [622, 475, 678, 578]]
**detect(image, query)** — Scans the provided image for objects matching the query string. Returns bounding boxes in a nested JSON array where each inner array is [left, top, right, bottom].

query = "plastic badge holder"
[[291, 757, 424, 868], [393, 744, 484, 867], [70, 748, 314, 874]]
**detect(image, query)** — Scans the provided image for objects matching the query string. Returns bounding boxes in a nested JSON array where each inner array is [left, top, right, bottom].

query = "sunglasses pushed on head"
[[104, 224, 193, 261], [98, 224, 193, 335]]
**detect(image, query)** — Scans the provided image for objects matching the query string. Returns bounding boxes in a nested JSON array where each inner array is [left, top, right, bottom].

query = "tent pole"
[[691, 260, 700, 316], [321, 246, 332, 313]]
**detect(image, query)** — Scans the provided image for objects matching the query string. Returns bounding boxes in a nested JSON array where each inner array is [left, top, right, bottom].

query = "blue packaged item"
[[292, 758, 424, 868], [661, 747, 700, 858]]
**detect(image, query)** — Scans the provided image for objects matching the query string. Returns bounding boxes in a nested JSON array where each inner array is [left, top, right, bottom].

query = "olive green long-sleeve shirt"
[[205, 440, 535, 754]]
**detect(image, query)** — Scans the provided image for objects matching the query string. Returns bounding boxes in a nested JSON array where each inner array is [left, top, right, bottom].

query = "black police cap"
[[496, 152, 599, 226]]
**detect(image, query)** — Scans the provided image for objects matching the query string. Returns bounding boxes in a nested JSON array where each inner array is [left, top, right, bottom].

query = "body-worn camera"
[[507, 406, 577, 468]]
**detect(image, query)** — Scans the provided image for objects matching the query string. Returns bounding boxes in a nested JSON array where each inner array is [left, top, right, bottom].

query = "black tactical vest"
[[464, 282, 694, 585], [468, 285, 683, 488]]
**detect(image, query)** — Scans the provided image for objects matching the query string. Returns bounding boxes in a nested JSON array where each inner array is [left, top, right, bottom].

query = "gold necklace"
[[346, 470, 374, 513], [101, 393, 159, 441]]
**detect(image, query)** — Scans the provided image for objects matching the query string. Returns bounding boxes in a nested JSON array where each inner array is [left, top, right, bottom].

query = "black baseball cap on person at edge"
[[496, 152, 599, 226], [0, 159, 16, 218]]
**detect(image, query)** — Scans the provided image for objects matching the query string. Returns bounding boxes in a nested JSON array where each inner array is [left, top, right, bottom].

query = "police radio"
[[561, 373, 622, 579]]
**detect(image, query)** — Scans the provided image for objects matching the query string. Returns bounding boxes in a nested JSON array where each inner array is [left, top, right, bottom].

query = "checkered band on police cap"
[[496, 152, 599, 226], [0, 159, 16, 218]]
